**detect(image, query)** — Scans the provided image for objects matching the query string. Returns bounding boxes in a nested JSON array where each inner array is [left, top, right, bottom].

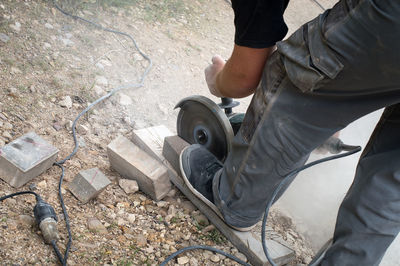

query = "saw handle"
[[219, 97, 239, 115]]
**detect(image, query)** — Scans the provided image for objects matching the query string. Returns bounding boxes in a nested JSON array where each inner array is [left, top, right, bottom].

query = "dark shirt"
[[231, 0, 289, 48]]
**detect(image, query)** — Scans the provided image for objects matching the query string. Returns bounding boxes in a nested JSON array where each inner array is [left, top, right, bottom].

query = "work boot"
[[180, 144, 254, 231]]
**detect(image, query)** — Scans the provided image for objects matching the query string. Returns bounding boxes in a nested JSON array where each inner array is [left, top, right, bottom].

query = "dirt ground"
[[0, 0, 313, 265]]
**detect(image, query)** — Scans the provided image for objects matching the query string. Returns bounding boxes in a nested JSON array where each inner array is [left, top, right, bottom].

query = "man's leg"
[[322, 104, 400, 266], [213, 0, 400, 229]]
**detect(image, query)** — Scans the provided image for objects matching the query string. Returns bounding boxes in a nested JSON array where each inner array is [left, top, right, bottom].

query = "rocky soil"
[[0, 0, 313, 265]]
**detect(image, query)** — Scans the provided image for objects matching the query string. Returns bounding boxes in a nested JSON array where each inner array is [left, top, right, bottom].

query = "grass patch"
[[116, 259, 135, 266], [204, 228, 227, 245], [196, 223, 227, 245]]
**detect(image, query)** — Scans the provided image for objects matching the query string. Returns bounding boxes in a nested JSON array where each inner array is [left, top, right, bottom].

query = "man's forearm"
[[215, 45, 273, 98]]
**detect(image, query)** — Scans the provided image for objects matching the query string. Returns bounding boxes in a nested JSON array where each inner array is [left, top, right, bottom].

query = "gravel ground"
[[0, 0, 314, 265]]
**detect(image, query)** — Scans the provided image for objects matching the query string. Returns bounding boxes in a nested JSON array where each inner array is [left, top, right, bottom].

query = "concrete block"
[[162, 136, 190, 173], [68, 168, 110, 203], [0, 132, 58, 188], [131, 125, 173, 162], [107, 135, 171, 201]]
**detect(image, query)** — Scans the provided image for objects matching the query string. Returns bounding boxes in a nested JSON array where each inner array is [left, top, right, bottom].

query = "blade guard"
[[175, 95, 234, 162]]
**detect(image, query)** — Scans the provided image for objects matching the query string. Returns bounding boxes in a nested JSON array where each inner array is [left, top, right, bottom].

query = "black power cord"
[[0, 191, 40, 202]]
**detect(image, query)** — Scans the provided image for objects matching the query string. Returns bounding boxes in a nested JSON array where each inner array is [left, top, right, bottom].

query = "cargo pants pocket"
[[277, 14, 344, 92]]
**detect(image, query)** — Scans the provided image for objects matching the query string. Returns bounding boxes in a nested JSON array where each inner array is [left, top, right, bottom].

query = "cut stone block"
[[0, 132, 58, 188], [68, 168, 110, 203], [107, 135, 171, 201], [132, 125, 173, 162], [162, 135, 190, 173]]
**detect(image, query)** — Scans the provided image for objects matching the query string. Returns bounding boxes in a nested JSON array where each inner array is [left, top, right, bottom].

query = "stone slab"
[[0, 132, 59, 188], [68, 168, 110, 203], [162, 136, 190, 173], [132, 125, 173, 162], [107, 135, 171, 201], [137, 127, 295, 266]]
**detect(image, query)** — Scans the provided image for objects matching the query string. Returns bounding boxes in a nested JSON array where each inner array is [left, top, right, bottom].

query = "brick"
[[0, 132, 58, 188], [107, 135, 171, 201], [131, 125, 173, 162], [68, 168, 110, 203], [162, 136, 190, 173]]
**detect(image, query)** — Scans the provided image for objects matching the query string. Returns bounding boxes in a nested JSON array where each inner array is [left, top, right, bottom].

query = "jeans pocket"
[[277, 15, 344, 92]]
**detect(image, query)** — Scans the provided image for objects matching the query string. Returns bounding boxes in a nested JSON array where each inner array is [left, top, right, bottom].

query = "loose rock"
[[118, 93, 132, 106], [177, 256, 189, 265], [133, 53, 143, 61], [95, 76, 108, 86], [3, 122, 13, 130], [193, 213, 209, 226], [134, 234, 147, 247], [77, 124, 89, 135], [53, 123, 62, 131], [7, 87, 17, 94], [78, 136, 86, 148], [233, 252, 247, 263], [210, 255, 220, 263], [93, 85, 104, 96], [0, 33, 10, 43], [87, 218, 107, 234], [180, 200, 196, 214], [43, 42, 51, 49], [189, 257, 199, 266], [118, 179, 139, 194], [44, 23, 54, 29], [2, 131, 12, 140], [117, 218, 127, 226], [18, 215, 34, 228], [37, 180, 47, 189], [201, 224, 215, 234], [10, 67, 22, 74], [95, 62, 104, 70], [61, 38, 74, 46], [59, 96, 72, 109], [127, 213, 136, 224], [10, 22, 21, 32]]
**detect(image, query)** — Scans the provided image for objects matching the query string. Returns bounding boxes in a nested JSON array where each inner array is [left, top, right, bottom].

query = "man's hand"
[[205, 55, 225, 97], [205, 45, 272, 99]]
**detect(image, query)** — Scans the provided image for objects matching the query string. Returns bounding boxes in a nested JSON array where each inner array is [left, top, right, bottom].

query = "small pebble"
[[177, 256, 189, 265], [0, 33, 10, 43]]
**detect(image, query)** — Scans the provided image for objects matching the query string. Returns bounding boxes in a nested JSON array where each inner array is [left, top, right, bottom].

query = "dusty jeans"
[[212, 0, 400, 265]]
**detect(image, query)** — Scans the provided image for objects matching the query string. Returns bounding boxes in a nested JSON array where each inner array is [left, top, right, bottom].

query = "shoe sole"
[[179, 146, 255, 232]]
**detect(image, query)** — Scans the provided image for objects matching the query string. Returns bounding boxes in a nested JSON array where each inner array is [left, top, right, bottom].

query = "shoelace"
[[205, 162, 222, 178]]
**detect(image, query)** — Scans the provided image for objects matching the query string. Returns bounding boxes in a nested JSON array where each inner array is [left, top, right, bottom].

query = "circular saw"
[[175, 95, 242, 162]]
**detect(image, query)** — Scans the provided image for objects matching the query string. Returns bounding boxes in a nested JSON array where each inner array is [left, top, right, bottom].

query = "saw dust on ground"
[[0, 0, 313, 265]]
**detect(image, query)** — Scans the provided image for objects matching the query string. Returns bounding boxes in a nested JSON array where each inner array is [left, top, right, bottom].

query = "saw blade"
[[175, 96, 234, 162]]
